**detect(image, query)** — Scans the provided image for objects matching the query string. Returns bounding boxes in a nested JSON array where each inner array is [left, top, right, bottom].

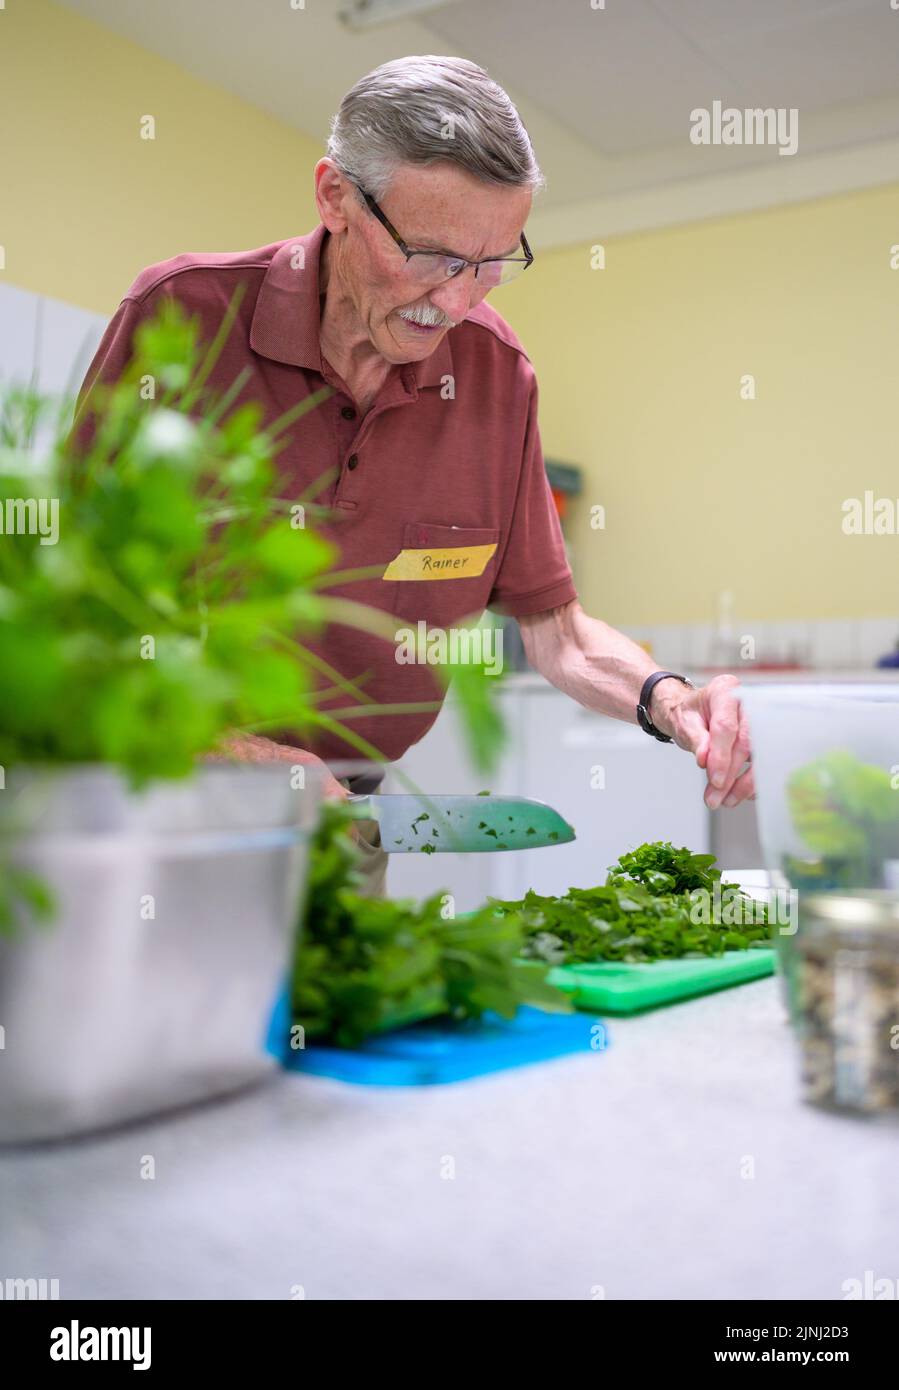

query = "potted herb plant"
[[0, 298, 491, 1140]]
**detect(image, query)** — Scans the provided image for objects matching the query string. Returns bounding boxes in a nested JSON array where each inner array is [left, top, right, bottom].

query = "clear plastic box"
[[739, 683, 899, 893]]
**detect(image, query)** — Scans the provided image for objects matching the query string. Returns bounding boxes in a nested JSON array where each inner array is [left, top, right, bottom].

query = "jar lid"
[[802, 890, 899, 941]]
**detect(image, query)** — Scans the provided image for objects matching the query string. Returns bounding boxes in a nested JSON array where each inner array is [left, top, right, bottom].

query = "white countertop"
[[2, 973, 896, 1301], [501, 668, 899, 691]]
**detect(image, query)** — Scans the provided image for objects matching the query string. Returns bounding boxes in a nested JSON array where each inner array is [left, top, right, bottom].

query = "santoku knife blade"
[[347, 793, 576, 853]]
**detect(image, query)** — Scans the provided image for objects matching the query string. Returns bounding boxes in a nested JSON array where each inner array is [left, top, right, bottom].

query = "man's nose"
[[428, 268, 485, 323]]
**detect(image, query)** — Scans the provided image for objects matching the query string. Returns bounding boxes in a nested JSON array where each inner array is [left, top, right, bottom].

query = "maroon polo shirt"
[[73, 224, 577, 764]]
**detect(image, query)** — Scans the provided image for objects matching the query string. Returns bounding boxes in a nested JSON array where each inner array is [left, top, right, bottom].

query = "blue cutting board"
[[274, 1004, 608, 1086]]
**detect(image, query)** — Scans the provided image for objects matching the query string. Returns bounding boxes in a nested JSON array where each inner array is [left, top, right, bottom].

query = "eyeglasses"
[[354, 184, 534, 288]]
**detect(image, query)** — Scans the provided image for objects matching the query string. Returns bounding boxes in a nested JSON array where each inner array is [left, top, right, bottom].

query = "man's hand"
[[214, 733, 348, 801], [650, 674, 754, 809]]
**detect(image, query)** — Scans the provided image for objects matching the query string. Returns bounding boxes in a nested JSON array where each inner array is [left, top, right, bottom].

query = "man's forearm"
[[215, 733, 348, 799], [518, 600, 679, 734], [520, 601, 754, 806], [219, 732, 302, 763]]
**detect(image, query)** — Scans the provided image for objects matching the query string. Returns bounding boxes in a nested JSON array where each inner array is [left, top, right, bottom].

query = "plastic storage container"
[[796, 892, 899, 1115], [739, 682, 899, 893], [739, 682, 899, 1007], [0, 764, 321, 1142]]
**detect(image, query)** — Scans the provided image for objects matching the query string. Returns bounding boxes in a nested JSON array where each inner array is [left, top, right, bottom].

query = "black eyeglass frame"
[[352, 183, 534, 283]]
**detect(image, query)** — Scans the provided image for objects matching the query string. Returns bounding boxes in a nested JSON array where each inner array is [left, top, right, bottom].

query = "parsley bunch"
[[292, 802, 562, 1047]]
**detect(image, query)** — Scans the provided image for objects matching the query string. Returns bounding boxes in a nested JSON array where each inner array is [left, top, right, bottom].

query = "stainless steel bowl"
[[0, 764, 321, 1142]]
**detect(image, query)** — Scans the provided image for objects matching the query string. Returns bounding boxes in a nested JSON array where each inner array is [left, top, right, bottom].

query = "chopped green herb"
[[491, 842, 773, 965]]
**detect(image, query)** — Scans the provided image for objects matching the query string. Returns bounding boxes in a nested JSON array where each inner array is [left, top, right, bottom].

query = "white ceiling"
[[57, 0, 899, 244]]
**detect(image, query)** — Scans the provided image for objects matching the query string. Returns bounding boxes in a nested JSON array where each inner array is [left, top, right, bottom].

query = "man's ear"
[[314, 158, 353, 234]]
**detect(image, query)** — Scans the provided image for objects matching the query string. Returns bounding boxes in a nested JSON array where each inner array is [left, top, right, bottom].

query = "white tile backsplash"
[[689, 625, 714, 668], [645, 626, 674, 666], [808, 619, 859, 669], [627, 617, 899, 672], [857, 618, 899, 667], [735, 620, 769, 665]]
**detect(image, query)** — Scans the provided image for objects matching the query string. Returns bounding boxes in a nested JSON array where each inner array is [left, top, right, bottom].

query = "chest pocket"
[[386, 522, 501, 626]]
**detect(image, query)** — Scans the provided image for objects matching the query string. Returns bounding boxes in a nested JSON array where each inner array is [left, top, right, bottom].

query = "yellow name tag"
[[383, 544, 497, 581]]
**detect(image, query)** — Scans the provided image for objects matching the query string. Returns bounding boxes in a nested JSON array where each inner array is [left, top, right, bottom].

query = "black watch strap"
[[636, 670, 693, 743]]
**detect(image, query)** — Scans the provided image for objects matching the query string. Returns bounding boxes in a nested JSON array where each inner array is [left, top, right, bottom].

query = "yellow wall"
[[503, 184, 899, 626], [0, 0, 322, 311], [3, 1, 897, 627]]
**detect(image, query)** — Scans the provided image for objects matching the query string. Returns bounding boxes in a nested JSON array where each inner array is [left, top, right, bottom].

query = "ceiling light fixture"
[[337, 0, 458, 32]]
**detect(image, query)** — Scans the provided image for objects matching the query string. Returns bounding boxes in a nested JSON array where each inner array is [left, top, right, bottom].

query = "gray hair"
[[327, 55, 544, 200]]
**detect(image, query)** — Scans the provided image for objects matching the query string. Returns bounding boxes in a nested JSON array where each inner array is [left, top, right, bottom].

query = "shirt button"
[[347, 454, 359, 470], [340, 406, 356, 420]]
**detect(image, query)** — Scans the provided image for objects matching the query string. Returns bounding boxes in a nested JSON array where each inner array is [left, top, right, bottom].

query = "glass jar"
[[796, 892, 899, 1115]]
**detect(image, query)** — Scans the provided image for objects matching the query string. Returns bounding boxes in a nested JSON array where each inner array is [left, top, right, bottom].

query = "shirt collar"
[[250, 222, 454, 390]]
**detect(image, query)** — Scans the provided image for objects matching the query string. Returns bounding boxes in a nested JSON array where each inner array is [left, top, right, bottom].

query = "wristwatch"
[[636, 670, 694, 743]]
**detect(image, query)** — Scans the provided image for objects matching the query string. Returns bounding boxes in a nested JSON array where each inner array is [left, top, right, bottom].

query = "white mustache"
[[397, 303, 456, 328]]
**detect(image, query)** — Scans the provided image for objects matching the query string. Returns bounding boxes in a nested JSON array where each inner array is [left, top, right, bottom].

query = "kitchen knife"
[[347, 793, 576, 853]]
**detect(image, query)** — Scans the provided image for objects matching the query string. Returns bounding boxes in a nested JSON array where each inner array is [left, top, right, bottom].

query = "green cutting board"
[[520, 949, 776, 1015]]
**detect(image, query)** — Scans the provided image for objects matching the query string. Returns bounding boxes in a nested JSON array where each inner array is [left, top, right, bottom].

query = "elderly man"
[[75, 54, 753, 882]]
